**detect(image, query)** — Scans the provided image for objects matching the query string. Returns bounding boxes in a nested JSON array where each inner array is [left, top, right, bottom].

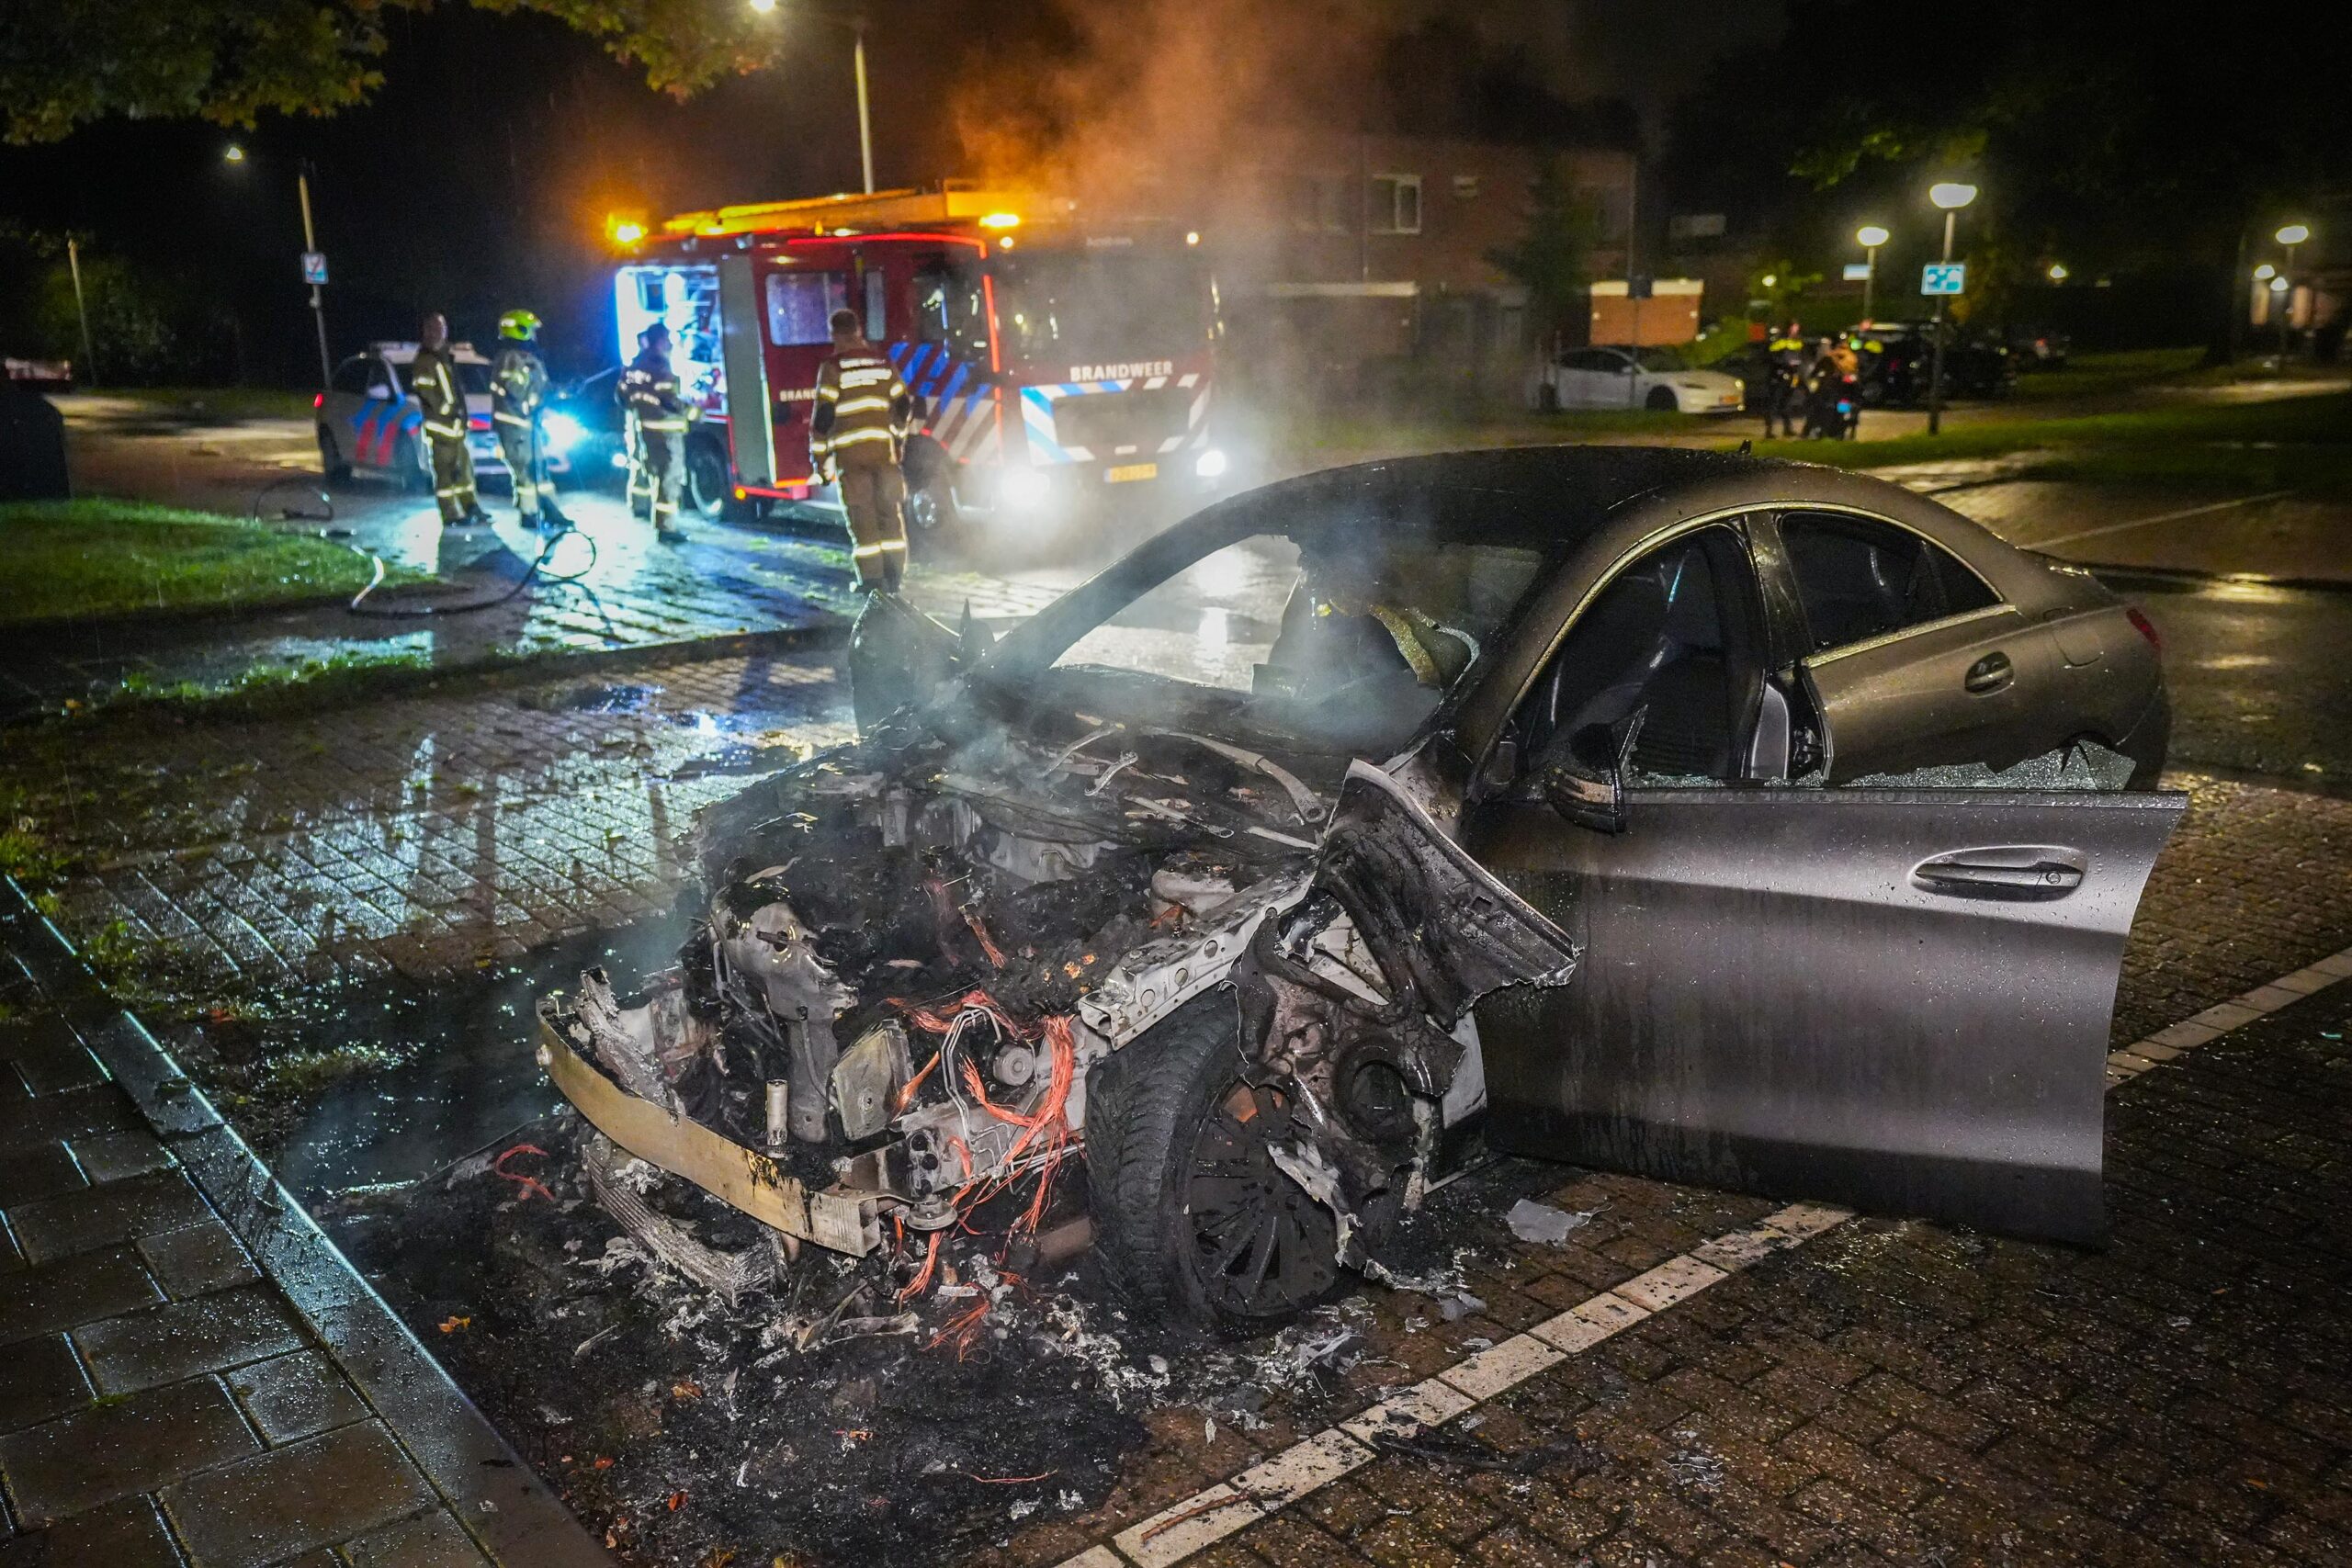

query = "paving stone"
[[337, 1507, 492, 1568], [0, 1247, 162, 1348], [0, 1146, 85, 1208], [4, 1169, 215, 1265], [0, 1374, 258, 1524], [0, 1494, 184, 1568], [159, 1420, 445, 1568], [226, 1349, 370, 1445], [0, 1018, 105, 1096], [0, 1336, 92, 1435], [135, 1221, 261, 1300], [73, 1284, 307, 1395], [67, 1129, 175, 1184], [0, 1083, 141, 1157]]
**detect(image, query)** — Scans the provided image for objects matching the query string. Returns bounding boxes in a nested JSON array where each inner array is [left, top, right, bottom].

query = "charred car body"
[[540, 447, 2180, 1327]]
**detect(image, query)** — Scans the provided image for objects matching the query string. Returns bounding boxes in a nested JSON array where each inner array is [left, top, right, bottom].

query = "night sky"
[[0, 0, 1785, 382]]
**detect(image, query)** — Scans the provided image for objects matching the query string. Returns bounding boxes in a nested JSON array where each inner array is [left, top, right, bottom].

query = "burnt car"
[[539, 447, 2178, 1329]]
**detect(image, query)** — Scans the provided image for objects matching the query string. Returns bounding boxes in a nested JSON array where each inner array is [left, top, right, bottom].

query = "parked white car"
[[1533, 345, 1746, 414]]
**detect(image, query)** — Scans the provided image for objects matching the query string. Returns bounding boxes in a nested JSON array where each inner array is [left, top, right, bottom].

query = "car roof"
[[1213, 446, 1784, 549]]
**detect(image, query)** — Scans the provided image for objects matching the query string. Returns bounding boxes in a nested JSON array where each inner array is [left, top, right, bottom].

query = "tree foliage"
[[1488, 159, 1600, 341], [0, 0, 784, 145]]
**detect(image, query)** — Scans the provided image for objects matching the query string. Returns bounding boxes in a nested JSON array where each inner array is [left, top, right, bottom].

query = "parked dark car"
[[2006, 325, 2074, 368], [1852, 321, 2018, 404], [543, 448, 2178, 1327]]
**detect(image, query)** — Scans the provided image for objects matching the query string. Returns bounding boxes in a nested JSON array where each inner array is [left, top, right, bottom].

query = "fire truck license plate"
[[1105, 462, 1159, 483]]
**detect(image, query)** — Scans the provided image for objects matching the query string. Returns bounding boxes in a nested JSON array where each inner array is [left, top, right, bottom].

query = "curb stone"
[[2, 875, 612, 1566]]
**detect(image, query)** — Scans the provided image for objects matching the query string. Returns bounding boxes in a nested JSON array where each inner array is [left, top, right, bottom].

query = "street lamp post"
[[226, 144, 334, 389], [1926, 182, 1977, 435], [750, 0, 875, 195], [64, 235, 98, 388], [2275, 222, 2311, 358], [1856, 224, 1889, 323]]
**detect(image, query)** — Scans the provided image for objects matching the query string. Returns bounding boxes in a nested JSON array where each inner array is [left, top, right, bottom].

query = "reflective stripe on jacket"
[[620, 350, 689, 433], [809, 350, 912, 468], [492, 346, 548, 426], [413, 346, 469, 440]]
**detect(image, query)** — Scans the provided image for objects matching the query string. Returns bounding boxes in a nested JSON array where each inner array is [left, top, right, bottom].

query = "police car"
[[315, 343, 579, 491]]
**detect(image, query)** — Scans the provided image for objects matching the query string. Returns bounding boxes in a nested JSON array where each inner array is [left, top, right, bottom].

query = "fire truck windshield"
[[989, 246, 1210, 371]]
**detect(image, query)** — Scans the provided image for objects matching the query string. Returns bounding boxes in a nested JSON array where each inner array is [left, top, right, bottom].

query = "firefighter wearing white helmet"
[[810, 308, 913, 591], [492, 309, 567, 530]]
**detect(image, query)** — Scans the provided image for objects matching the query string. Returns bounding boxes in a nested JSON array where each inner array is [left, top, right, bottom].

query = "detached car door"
[[1460, 519, 2182, 1245]]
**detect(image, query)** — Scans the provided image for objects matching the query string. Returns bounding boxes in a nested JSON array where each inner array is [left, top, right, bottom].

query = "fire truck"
[[611, 183, 1225, 539]]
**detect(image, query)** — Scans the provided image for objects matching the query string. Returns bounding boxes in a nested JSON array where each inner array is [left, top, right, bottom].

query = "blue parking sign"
[[1921, 262, 1966, 296], [301, 251, 329, 286]]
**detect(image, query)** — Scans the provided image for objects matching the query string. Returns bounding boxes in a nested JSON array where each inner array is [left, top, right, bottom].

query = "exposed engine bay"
[[538, 649, 1580, 1308]]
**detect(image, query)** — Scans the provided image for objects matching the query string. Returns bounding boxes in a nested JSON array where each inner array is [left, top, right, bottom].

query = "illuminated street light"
[[2274, 223, 2311, 356], [1855, 226, 1889, 320], [223, 142, 247, 164], [1761, 273, 1778, 288], [1184, 231, 1201, 246], [2254, 263, 2277, 280], [750, 1, 873, 194], [1926, 183, 1977, 434], [2047, 262, 2069, 282]]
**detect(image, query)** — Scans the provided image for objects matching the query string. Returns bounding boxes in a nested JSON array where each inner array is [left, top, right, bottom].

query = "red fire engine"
[[612, 183, 1226, 538]]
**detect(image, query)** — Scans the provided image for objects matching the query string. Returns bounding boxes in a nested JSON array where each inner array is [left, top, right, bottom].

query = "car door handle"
[[1963, 651, 2014, 694], [1913, 847, 2086, 898]]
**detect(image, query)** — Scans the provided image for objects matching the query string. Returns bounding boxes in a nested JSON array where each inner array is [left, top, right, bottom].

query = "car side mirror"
[[1541, 714, 1643, 835]]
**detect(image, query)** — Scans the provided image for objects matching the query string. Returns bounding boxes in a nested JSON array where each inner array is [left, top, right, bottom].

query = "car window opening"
[[1781, 511, 1998, 652]]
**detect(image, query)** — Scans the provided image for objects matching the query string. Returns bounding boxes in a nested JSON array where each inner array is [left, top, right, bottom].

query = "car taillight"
[[312, 392, 324, 409], [2126, 607, 2162, 652]]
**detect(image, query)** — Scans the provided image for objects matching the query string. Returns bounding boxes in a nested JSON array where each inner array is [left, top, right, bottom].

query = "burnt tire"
[[1086, 993, 1340, 1334]]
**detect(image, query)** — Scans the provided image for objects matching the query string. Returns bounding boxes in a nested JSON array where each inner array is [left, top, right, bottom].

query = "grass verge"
[[1746, 388, 2352, 498], [85, 386, 322, 423], [0, 499, 413, 626]]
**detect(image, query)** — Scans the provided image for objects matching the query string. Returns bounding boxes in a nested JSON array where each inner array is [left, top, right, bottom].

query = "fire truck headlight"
[[999, 466, 1050, 510], [1193, 447, 1228, 479], [540, 412, 586, 453]]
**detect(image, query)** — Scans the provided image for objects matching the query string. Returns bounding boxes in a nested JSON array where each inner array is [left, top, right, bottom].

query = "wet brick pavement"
[[0, 916, 604, 1565], [1008, 979, 2352, 1568]]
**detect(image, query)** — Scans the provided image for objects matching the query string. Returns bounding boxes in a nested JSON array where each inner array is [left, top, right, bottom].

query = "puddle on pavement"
[[271, 913, 689, 1205]]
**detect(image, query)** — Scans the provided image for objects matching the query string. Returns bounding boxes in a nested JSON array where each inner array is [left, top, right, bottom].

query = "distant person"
[[618, 323, 692, 542], [1764, 320, 1807, 438], [492, 309, 568, 531], [616, 327, 656, 519], [413, 313, 487, 527], [809, 308, 913, 592]]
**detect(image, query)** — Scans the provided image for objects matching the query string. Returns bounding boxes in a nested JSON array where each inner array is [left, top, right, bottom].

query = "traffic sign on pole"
[[301, 251, 329, 286], [1842, 262, 1873, 281], [1920, 262, 1966, 296]]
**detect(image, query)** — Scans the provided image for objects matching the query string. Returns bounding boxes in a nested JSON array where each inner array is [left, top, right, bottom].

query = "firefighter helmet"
[[499, 309, 541, 341]]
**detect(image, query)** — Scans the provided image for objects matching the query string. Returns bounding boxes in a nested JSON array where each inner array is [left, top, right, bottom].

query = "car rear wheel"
[[1087, 994, 1340, 1333], [316, 425, 350, 484], [1645, 387, 1680, 412]]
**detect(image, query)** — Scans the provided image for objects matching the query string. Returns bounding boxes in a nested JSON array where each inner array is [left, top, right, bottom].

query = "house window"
[[1452, 175, 1480, 200], [1292, 174, 1349, 232], [1369, 175, 1422, 234]]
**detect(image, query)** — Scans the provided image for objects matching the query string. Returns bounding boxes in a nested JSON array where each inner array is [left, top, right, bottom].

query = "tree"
[[0, 0, 782, 145], [1489, 159, 1600, 344]]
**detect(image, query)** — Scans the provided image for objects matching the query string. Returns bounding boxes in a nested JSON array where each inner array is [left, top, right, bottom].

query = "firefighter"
[[810, 308, 913, 592], [616, 327, 656, 519], [619, 323, 691, 541], [491, 309, 568, 530], [1763, 319, 1807, 439], [413, 313, 487, 527]]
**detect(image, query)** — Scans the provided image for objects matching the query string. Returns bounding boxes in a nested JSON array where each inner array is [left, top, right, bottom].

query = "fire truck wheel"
[[899, 436, 965, 555], [685, 434, 753, 522]]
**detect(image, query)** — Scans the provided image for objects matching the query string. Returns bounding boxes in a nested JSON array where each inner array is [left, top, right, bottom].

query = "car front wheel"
[[316, 425, 351, 484], [1086, 994, 1340, 1333], [1645, 387, 1680, 412]]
